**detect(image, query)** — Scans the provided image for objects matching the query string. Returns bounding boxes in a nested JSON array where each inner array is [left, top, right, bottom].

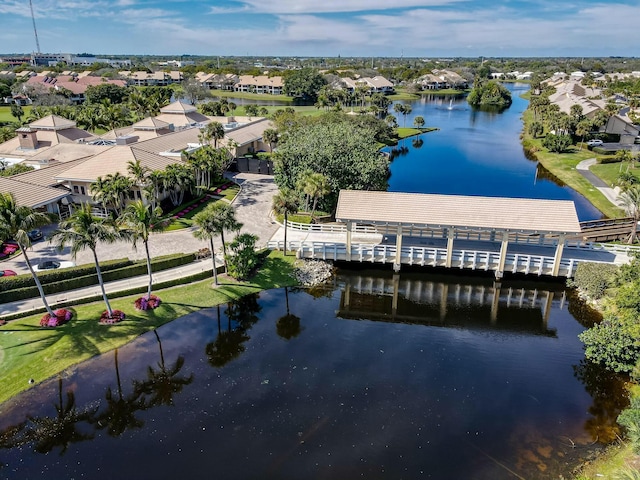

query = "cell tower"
[[29, 0, 41, 53]]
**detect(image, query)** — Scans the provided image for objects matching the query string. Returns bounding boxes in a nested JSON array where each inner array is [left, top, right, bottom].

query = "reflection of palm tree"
[[25, 378, 96, 455], [135, 330, 193, 407], [276, 287, 302, 340], [206, 304, 250, 367], [96, 349, 146, 437]]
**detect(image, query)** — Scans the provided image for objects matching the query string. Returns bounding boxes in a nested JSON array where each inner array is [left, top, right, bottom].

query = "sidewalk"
[[576, 158, 626, 208], [0, 258, 217, 317]]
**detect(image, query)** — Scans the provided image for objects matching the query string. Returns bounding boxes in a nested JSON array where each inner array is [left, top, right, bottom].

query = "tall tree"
[[50, 204, 123, 317], [0, 193, 55, 316], [272, 188, 299, 255], [619, 185, 640, 244], [10, 104, 24, 124], [119, 200, 165, 300], [205, 202, 242, 271], [262, 128, 278, 153], [283, 67, 327, 101], [193, 204, 224, 285], [201, 121, 225, 148]]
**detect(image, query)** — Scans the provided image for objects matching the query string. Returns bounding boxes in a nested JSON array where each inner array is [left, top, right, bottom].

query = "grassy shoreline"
[[520, 108, 624, 218], [0, 251, 297, 406]]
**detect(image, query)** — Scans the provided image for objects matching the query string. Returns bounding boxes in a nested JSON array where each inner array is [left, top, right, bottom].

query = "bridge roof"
[[336, 190, 581, 234]]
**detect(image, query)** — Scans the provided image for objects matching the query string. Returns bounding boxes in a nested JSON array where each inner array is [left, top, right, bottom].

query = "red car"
[[0, 270, 17, 277]]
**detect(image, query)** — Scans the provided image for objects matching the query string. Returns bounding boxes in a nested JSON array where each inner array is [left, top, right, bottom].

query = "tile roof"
[[29, 115, 76, 130], [335, 190, 581, 234], [0, 176, 70, 208], [160, 100, 197, 114]]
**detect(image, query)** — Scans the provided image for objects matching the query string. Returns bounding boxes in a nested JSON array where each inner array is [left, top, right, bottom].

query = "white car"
[[587, 139, 603, 147], [33, 260, 76, 272]]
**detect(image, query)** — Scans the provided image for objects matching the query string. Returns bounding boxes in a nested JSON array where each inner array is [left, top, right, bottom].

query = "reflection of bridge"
[[269, 191, 634, 278], [337, 274, 564, 336]]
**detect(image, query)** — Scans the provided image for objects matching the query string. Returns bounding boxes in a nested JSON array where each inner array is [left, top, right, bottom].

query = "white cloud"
[[210, 0, 465, 15]]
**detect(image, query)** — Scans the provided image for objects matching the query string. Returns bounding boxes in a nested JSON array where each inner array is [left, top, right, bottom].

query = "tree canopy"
[[274, 115, 389, 210], [467, 79, 512, 108], [283, 68, 327, 101]]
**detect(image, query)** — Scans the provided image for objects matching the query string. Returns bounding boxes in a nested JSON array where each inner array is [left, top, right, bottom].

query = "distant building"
[[31, 52, 131, 68], [23, 73, 127, 104], [234, 75, 284, 95], [119, 70, 183, 86], [340, 76, 395, 95]]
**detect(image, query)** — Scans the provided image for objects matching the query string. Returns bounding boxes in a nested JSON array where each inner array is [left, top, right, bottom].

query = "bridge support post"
[[346, 221, 352, 262], [392, 273, 400, 319], [445, 228, 455, 268], [394, 226, 403, 272], [551, 235, 566, 277], [496, 231, 509, 278], [491, 282, 501, 325]]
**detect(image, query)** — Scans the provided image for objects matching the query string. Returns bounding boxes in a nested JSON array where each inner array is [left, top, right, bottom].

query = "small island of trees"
[[467, 78, 512, 109]]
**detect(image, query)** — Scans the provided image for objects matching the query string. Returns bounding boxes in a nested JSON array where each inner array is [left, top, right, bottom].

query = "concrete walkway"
[[1, 173, 278, 316], [576, 158, 626, 209]]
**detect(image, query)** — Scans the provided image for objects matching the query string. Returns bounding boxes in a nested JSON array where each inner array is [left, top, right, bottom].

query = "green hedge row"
[[0, 266, 219, 321], [0, 258, 133, 291], [597, 156, 623, 164], [0, 253, 195, 303], [591, 147, 616, 156]]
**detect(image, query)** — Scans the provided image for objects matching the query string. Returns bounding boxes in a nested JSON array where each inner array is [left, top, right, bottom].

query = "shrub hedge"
[[597, 156, 623, 164], [0, 258, 132, 291], [568, 262, 619, 300], [0, 253, 195, 303]]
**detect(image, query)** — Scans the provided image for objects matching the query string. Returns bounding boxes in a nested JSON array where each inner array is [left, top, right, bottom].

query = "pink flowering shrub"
[[100, 309, 126, 325], [40, 308, 73, 327], [134, 294, 162, 311]]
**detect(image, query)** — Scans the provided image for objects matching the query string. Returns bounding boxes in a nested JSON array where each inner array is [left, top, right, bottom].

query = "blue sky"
[[0, 0, 638, 57]]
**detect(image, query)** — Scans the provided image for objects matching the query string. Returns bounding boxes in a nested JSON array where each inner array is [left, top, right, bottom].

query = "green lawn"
[[522, 109, 624, 219], [0, 105, 32, 124], [591, 161, 640, 188], [0, 251, 298, 405]]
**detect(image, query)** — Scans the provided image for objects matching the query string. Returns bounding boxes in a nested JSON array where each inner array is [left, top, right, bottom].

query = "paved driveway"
[[2, 173, 279, 274]]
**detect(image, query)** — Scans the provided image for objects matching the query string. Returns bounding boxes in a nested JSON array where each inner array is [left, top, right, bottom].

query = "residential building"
[[340, 76, 395, 94], [234, 75, 284, 95], [119, 70, 183, 86], [23, 73, 127, 104]]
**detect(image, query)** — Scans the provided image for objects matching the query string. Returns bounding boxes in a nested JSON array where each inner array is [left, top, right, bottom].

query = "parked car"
[[587, 139, 604, 147], [27, 229, 43, 241], [33, 260, 75, 272], [0, 269, 17, 277]]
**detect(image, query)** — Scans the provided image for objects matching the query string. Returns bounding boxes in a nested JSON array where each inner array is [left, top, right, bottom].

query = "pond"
[[0, 271, 626, 479], [385, 85, 602, 221]]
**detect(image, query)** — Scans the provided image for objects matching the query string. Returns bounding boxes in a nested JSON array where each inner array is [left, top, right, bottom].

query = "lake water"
[[0, 271, 626, 479], [385, 85, 602, 221], [0, 88, 622, 479]]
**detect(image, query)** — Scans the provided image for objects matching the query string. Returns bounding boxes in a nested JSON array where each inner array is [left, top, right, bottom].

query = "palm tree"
[[207, 202, 242, 271], [119, 200, 165, 300], [50, 203, 123, 317], [127, 159, 150, 199], [192, 205, 222, 285], [202, 121, 225, 148], [413, 116, 425, 129], [0, 192, 56, 316], [262, 128, 278, 152], [163, 164, 193, 207], [619, 185, 640, 244], [305, 172, 330, 218], [272, 187, 299, 255]]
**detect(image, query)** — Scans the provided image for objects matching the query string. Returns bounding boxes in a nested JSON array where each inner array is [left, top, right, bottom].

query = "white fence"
[[267, 240, 598, 277]]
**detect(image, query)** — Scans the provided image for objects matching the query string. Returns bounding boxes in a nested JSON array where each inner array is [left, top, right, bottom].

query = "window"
[[80, 186, 86, 195], [73, 185, 79, 194]]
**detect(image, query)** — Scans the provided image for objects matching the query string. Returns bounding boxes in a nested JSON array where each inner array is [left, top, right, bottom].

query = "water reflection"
[[0, 273, 628, 479], [276, 287, 302, 340], [339, 272, 561, 336], [135, 330, 193, 407], [96, 349, 145, 437]]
